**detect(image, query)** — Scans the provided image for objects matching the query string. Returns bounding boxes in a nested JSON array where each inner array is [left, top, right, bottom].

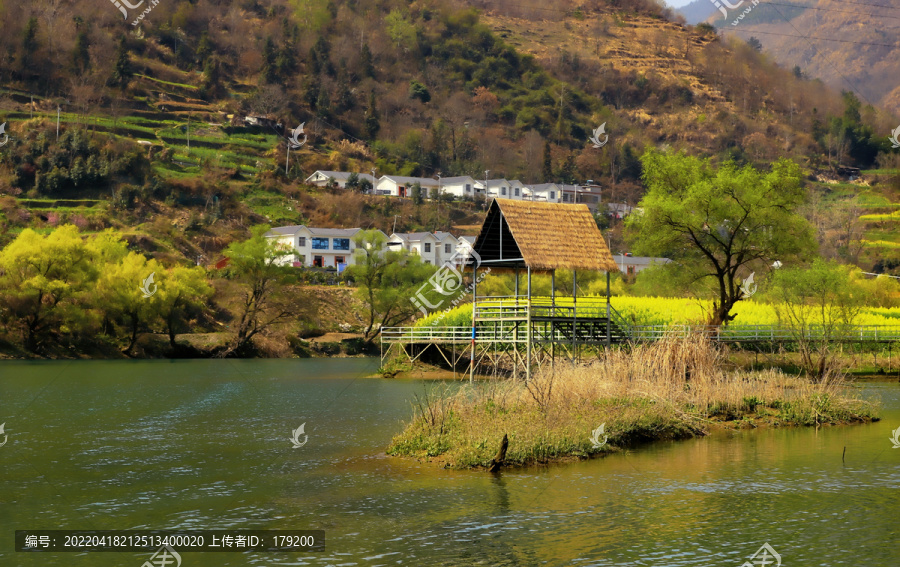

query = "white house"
[[523, 183, 561, 203], [608, 202, 634, 219], [559, 184, 602, 212], [615, 254, 671, 277], [389, 232, 442, 265], [508, 179, 525, 199], [433, 231, 464, 264], [437, 176, 478, 199], [304, 170, 376, 189], [454, 235, 477, 268], [265, 225, 384, 270], [375, 176, 439, 198], [476, 178, 516, 199]]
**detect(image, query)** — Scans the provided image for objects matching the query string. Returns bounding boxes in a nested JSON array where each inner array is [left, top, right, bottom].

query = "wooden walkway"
[[380, 296, 900, 379], [382, 324, 900, 345]]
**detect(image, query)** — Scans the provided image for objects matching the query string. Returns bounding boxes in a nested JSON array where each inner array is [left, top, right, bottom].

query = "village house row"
[[265, 225, 477, 271], [304, 170, 607, 213]]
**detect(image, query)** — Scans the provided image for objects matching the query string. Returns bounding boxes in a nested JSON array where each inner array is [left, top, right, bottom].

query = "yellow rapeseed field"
[[414, 296, 900, 328]]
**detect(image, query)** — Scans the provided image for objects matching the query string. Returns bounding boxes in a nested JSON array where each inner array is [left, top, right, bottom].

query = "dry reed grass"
[[388, 336, 878, 469]]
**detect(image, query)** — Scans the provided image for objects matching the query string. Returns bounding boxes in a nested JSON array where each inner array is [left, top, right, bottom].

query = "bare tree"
[[249, 84, 288, 118]]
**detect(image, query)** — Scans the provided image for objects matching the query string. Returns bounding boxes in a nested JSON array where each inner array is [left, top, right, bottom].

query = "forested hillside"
[[0, 0, 897, 268], [695, 0, 900, 117]]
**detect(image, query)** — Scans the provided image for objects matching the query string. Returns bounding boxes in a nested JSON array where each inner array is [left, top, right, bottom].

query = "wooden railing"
[[382, 324, 900, 344], [628, 324, 900, 342], [473, 296, 614, 320]]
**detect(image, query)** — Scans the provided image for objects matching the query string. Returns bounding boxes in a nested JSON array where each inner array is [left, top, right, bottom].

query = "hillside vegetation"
[[0, 0, 898, 269], [699, 0, 900, 117]]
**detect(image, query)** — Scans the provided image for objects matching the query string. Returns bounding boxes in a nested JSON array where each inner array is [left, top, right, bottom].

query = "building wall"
[[269, 229, 359, 269], [308, 172, 347, 188]]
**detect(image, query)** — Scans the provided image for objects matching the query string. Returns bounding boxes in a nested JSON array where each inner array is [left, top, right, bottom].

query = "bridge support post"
[[606, 271, 611, 347], [470, 265, 477, 383], [526, 265, 532, 382]]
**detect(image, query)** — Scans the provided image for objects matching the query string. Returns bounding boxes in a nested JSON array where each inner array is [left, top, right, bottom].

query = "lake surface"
[[1, 359, 898, 566]]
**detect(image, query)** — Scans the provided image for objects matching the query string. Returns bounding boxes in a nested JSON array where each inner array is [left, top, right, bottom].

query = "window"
[[333, 238, 350, 251], [424, 243, 431, 253], [514, 188, 519, 196], [466, 184, 472, 192], [550, 191, 556, 199], [501, 187, 507, 195], [445, 243, 451, 254], [563, 194, 570, 202], [312, 238, 329, 250], [627, 266, 635, 276], [298, 237, 306, 247]]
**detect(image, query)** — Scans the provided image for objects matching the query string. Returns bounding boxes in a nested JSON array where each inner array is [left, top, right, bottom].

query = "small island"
[[387, 336, 879, 470]]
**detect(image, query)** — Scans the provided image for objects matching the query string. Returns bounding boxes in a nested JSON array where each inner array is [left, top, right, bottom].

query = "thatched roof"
[[471, 199, 618, 272]]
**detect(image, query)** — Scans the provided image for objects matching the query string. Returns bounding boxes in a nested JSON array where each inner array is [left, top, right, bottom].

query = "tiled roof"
[[392, 232, 438, 241], [381, 175, 439, 186], [265, 225, 361, 237], [439, 176, 476, 184]]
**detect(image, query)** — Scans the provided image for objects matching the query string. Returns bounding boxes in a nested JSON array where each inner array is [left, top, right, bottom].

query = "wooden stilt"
[[527, 266, 532, 382]]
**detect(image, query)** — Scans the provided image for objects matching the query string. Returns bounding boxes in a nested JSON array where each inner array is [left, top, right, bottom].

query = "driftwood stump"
[[488, 433, 508, 473]]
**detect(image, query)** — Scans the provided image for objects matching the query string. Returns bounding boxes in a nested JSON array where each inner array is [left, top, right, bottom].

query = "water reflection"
[[0, 361, 897, 566]]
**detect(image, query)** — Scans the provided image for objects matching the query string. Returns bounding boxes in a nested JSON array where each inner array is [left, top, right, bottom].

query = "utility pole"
[[484, 170, 489, 201]]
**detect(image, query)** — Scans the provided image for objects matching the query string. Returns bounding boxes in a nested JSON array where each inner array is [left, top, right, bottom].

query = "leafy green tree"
[[335, 62, 353, 112], [221, 225, 296, 355], [346, 172, 360, 190], [0, 226, 96, 351], [22, 17, 38, 71], [359, 178, 373, 193], [559, 154, 577, 184], [360, 44, 375, 78], [276, 41, 298, 78], [411, 182, 423, 205], [385, 10, 417, 50], [346, 230, 437, 342], [770, 260, 863, 380], [95, 251, 165, 355], [409, 80, 431, 103], [72, 28, 90, 74], [627, 150, 815, 326], [112, 36, 132, 90], [315, 85, 332, 119], [157, 266, 213, 348], [201, 57, 222, 99], [261, 37, 278, 83], [365, 91, 381, 139], [309, 35, 333, 76], [196, 31, 213, 65], [542, 141, 553, 182]]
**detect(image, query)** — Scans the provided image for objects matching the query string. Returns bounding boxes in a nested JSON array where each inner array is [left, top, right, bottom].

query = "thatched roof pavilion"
[[471, 199, 619, 273]]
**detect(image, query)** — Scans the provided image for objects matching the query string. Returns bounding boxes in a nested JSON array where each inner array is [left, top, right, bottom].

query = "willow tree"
[[0, 225, 96, 351], [346, 230, 436, 342], [627, 150, 815, 326], [221, 225, 296, 355]]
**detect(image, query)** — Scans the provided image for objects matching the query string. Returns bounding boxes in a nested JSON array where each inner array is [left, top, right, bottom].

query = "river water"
[[1, 358, 898, 566]]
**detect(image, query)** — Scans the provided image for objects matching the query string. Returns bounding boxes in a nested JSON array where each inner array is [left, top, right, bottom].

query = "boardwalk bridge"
[[380, 199, 900, 380]]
